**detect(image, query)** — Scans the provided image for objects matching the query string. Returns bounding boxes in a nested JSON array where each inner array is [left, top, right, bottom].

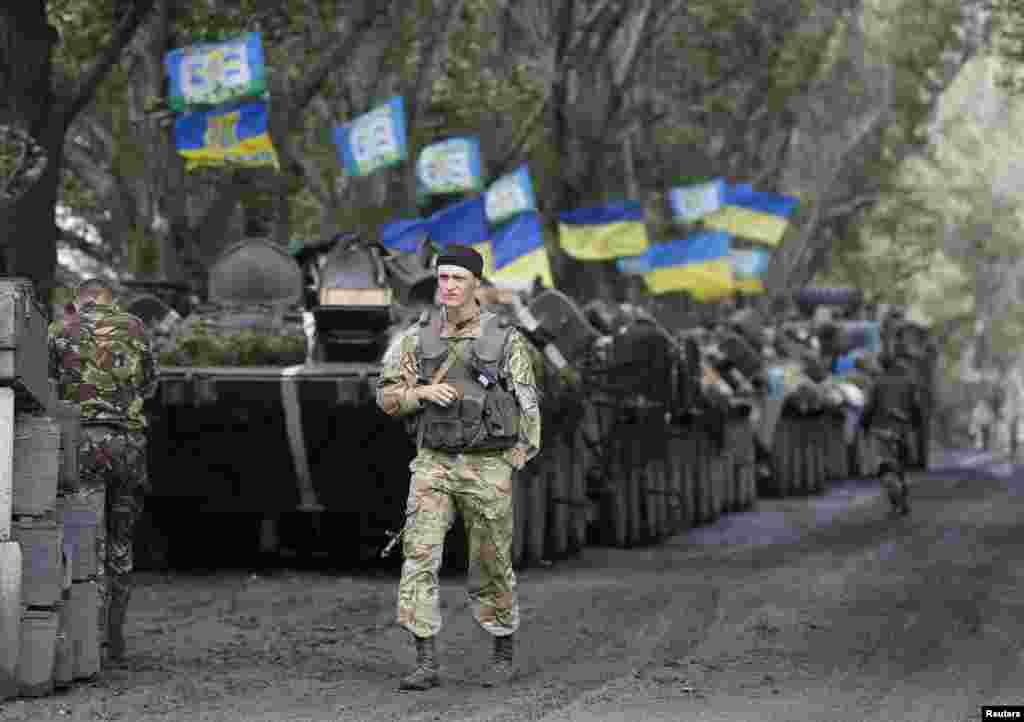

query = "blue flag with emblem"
[[669, 179, 725, 223], [416, 137, 483, 198], [333, 96, 408, 177], [175, 100, 279, 171], [166, 32, 268, 113], [485, 165, 537, 224]]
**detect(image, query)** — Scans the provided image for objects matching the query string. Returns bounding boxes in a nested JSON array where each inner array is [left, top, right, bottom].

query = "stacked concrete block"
[[1, 278, 54, 700], [57, 486, 103, 682], [11, 413, 63, 697], [1, 277, 102, 699]]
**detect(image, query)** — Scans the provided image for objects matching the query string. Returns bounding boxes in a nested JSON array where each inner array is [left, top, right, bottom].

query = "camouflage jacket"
[[377, 304, 542, 467], [48, 301, 160, 433]]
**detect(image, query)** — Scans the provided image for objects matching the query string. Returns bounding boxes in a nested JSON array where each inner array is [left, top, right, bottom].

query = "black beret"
[[436, 244, 484, 278]]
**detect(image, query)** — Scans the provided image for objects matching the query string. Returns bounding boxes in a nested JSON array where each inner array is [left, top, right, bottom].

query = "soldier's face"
[[437, 265, 477, 309], [80, 289, 114, 306]]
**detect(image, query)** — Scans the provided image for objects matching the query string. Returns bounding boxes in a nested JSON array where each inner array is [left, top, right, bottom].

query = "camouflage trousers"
[[78, 426, 149, 634], [870, 421, 910, 503], [397, 449, 519, 639]]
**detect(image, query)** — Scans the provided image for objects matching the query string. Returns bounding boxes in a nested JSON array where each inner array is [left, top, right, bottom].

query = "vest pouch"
[[481, 389, 520, 448], [421, 402, 468, 451], [458, 388, 487, 449]]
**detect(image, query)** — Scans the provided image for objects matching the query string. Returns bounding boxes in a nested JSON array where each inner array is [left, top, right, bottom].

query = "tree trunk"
[[0, 2, 61, 304], [3, 0, 153, 303], [127, 0, 188, 282]]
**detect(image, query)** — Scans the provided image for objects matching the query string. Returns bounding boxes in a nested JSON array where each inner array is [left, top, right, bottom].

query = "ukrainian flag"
[[474, 240, 496, 276], [703, 185, 798, 247], [380, 197, 490, 257], [633, 231, 736, 302], [558, 202, 649, 260], [175, 100, 279, 171], [729, 248, 772, 294], [490, 212, 553, 288]]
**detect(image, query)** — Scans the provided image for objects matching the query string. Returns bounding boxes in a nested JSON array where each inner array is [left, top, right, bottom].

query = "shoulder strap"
[[417, 309, 447, 358], [473, 313, 512, 360], [415, 309, 458, 384], [431, 349, 459, 385]]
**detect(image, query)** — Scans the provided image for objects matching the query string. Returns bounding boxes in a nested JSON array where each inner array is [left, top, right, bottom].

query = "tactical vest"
[[415, 310, 521, 453]]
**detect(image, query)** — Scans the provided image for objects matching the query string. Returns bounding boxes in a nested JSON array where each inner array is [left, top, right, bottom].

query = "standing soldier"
[[860, 350, 919, 516], [377, 245, 541, 691], [48, 278, 159, 664]]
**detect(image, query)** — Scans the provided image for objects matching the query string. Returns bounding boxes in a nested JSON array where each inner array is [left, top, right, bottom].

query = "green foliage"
[[988, 308, 1024, 360], [159, 322, 307, 366], [994, 0, 1024, 93], [48, 0, 122, 72], [127, 224, 160, 276]]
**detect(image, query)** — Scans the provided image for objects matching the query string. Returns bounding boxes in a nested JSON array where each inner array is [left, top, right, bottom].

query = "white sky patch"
[[55, 203, 116, 281]]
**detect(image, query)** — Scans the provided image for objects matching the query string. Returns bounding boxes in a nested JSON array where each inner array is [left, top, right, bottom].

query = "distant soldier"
[[376, 245, 541, 690], [860, 352, 919, 516], [48, 278, 159, 664]]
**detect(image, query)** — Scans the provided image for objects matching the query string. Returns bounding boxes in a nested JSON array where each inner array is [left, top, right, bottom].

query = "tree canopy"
[[0, 0, 1000, 312]]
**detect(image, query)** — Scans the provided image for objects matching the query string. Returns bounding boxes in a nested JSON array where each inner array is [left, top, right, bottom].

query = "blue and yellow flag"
[[422, 197, 489, 248], [166, 33, 268, 113], [175, 100, 279, 171], [558, 202, 649, 260], [380, 219, 429, 254], [729, 248, 772, 294], [380, 198, 492, 271], [491, 212, 553, 288], [618, 231, 735, 301], [703, 185, 799, 247], [334, 96, 408, 177]]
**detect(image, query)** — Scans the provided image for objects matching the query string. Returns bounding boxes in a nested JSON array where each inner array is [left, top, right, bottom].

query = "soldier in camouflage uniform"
[[377, 245, 541, 691], [860, 351, 918, 516], [48, 278, 159, 664]]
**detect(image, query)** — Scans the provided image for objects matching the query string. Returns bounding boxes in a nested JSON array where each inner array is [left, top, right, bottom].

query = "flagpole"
[[622, 133, 639, 200]]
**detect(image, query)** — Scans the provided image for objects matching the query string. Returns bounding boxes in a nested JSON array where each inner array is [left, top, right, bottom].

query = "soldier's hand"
[[415, 383, 460, 407], [506, 447, 528, 470]]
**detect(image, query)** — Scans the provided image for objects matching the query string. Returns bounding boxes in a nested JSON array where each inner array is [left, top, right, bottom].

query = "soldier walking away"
[[48, 278, 159, 665], [860, 352, 919, 516], [376, 245, 541, 690]]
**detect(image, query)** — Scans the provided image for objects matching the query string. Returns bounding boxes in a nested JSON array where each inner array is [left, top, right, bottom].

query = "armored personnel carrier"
[[139, 236, 417, 567], [134, 234, 933, 570]]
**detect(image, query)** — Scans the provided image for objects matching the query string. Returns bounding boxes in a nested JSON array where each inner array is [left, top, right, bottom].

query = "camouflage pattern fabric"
[[48, 300, 159, 433], [377, 303, 540, 639], [870, 421, 911, 506], [78, 427, 148, 632], [397, 449, 518, 639]]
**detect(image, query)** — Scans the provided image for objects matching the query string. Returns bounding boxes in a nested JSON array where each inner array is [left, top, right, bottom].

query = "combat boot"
[[898, 478, 911, 516], [482, 634, 517, 687], [399, 636, 440, 691], [106, 584, 131, 665]]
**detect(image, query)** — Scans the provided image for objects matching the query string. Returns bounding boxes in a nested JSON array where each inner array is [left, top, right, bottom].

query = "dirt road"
[[2, 451, 1021, 721]]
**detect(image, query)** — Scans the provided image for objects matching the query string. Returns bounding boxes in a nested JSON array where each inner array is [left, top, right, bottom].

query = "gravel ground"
[[3, 450, 1020, 722]]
